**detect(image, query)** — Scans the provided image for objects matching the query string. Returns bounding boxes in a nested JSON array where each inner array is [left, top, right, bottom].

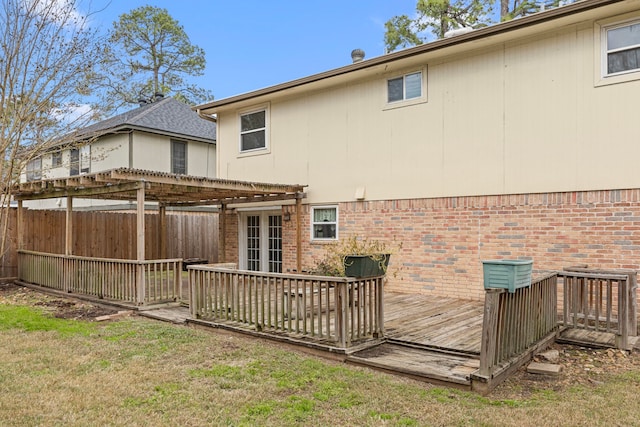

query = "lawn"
[[1, 286, 640, 426]]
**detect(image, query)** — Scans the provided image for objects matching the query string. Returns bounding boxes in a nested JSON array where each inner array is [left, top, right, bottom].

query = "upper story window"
[[240, 109, 267, 152], [80, 145, 90, 174], [51, 152, 62, 168], [604, 20, 640, 76], [70, 149, 79, 176], [171, 140, 187, 174], [387, 71, 422, 103], [26, 158, 42, 182], [311, 206, 338, 241]]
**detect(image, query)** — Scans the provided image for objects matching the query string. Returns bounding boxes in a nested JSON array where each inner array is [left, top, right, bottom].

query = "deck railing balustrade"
[[18, 250, 182, 305], [477, 273, 558, 380], [188, 266, 384, 349], [558, 271, 633, 349]]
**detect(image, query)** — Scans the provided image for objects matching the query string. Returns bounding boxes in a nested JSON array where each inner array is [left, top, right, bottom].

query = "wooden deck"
[[141, 291, 486, 389]]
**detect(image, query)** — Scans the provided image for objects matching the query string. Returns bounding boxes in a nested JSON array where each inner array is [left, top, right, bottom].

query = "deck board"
[[384, 292, 484, 354]]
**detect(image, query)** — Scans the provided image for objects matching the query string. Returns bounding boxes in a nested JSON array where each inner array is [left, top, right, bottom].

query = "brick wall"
[[227, 189, 640, 301]]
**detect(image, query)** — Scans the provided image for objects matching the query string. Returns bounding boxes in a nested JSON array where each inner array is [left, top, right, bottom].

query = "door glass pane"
[[268, 215, 282, 273], [246, 215, 260, 271]]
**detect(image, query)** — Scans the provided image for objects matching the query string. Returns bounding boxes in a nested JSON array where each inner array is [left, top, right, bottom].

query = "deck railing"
[[189, 266, 385, 349], [558, 270, 634, 349], [478, 273, 558, 378], [18, 250, 182, 305]]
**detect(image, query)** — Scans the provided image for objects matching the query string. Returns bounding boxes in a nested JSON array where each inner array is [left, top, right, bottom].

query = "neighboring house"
[[23, 95, 217, 209], [196, 0, 640, 300]]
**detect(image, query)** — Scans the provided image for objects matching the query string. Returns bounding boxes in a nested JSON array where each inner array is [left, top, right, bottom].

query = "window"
[[311, 206, 338, 240], [604, 20, 640, 76], [26, 158, 42, 182], [387, 71, 422, 103], [69, 148, 80, 176], [69, 149, 79, 176], [80, 145, 90, 174], [52, 152, 62, 167], [171, 140, 187, 174], [240, 109, 266, 152]]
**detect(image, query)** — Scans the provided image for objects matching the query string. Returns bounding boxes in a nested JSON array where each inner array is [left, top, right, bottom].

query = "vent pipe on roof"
[[351, 49, 365, 63], [138, 98, 148, 106], [154, 93, 164, 101]]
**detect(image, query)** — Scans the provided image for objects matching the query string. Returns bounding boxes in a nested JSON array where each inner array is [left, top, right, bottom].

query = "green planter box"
[[482, 259, 533, 293], [344, 254, 390, 278]]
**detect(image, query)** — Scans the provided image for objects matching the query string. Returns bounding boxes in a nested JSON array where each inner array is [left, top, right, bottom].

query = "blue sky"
[[88, 1, 417, 101]]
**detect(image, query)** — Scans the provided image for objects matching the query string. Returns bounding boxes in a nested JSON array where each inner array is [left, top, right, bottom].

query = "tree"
[[385, 0, 494, 51], [385, 0, 574, 52], [98, 6, 213, 109], [0, 0, 104, 261]]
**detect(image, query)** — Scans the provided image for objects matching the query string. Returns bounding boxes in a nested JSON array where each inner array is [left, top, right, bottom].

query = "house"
[[23, 95, 217, 209], [195, 0, 640, 301]]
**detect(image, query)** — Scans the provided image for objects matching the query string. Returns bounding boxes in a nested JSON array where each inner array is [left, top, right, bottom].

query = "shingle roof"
[[74, 97, 216, 143]]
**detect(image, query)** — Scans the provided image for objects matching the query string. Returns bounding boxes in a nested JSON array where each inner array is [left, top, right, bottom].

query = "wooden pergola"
[[13, 168, 306, 268]]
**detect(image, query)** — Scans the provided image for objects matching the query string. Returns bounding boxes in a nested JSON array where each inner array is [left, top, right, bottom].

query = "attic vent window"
[[605, 20, 640, 75], [387, 71, 422, 103]]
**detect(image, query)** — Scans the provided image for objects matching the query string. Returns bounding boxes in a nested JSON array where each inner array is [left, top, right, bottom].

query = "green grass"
[[2, 299, 640, 426]]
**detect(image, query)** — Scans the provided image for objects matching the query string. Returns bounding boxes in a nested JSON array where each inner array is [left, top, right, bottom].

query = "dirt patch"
[[0, 282, 120, 321]]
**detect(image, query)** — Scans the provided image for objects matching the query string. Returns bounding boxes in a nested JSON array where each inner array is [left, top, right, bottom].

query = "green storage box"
[[482, 259, 533, 293], [344, 254, 390, 278]]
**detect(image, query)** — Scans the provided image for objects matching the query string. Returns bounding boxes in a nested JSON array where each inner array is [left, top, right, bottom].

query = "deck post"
[[65, 197, 73, 256], [479, 288, 503, 377], [336, 281, 348, 348], [136, 183, 146, 305], [220, 203, 226, 263], [628, 272, 637, 337], [295, 194, 302, 272], [158, 203, 166, 259], [617, 278, 629, 350]]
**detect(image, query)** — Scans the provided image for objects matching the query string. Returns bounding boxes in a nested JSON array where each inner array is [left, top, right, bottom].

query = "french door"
[[239, 211, 283, 273]]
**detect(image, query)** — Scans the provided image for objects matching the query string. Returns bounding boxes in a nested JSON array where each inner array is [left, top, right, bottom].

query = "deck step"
[[347, 343, 478, 387]]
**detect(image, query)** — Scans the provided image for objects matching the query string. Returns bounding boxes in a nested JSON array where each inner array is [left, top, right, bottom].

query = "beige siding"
[[132, 131, 171, 172], [90, 133, 129, 172], [216, 10, 640, 204]]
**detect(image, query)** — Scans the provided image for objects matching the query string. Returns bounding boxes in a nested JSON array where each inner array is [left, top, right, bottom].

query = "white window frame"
[[310, 205, 339, 242], [238, 105, 269, 154], [238, 209, 282, 272], [595, 14, 640, 86], [383, 67, 427, 110]]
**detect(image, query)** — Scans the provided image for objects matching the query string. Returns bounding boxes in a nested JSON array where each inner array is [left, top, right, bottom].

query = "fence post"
[[479, 288, 502, 377], [617, 278, 629, 350], [628, 272, 637, 337], [336, 281, 348, 348]]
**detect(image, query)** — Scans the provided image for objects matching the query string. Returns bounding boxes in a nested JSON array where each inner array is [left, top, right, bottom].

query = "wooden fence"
[[1, 208, 218, 274], [18, 250, 182, 305], [189, 265, 385, 350]]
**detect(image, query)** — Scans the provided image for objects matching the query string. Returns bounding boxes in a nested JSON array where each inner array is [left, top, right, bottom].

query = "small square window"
[[240, 109, 266, 152], [387, 71, 422, 103], [311, 206, 338, 240], [604, 21, 640, 76]]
